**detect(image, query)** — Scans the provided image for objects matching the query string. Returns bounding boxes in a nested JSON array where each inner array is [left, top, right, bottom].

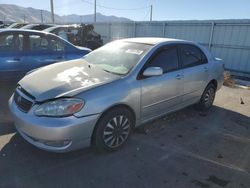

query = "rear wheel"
[[93, 107, 134, 152], [198, 83, 216, 110]]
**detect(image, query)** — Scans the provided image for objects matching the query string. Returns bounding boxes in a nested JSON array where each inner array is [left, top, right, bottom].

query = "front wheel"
[[198, 83, 216, 111], [93, 107, 134, 152]]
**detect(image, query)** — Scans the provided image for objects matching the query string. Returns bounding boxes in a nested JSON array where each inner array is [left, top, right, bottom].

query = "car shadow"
[[0, 82, 16, 125], [0, 122, 16, 136], [0, 105, 249, 187]]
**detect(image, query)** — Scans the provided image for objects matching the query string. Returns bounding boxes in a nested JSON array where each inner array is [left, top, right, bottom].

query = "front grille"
[[14, 88, 34, 113]]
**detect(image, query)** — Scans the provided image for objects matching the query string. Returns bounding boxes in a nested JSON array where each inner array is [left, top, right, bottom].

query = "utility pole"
[[40, 10, 43, 23], [94, 0, 97, 22], [50, 0, 55, 23], [23, 15, 26, 23], [150, 5, 153, 22]]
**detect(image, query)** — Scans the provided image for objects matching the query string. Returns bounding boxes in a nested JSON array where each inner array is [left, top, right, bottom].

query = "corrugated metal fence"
[[92, 20, 250, 78]]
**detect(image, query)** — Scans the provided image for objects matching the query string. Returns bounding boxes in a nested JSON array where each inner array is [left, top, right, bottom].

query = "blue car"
[[0, 29, 91, 83]]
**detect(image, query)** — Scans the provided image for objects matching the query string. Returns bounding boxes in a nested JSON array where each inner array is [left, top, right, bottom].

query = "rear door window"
[[29, 35, 49, 51], [180, 44, 207, 68], [50, 38, 65, 52], [29, 35, 65, 52]]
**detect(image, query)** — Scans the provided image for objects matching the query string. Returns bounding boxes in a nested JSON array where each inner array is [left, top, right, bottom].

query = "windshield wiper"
[[102, 69, 124, 76], [82, 59, 124, 76]]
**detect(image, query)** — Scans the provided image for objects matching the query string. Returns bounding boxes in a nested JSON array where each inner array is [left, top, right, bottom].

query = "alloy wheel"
[[204, 87, 215, 108], [102, 115, 131, 148]]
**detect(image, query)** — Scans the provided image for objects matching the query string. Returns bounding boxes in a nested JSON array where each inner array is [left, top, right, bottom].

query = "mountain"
[[61, 13, 131, 23], [0, 4, 131, 23], [0, 4, 61, 23]]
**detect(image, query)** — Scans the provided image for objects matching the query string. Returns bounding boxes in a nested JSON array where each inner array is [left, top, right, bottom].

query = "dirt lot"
[[0, 85, 249, 188]]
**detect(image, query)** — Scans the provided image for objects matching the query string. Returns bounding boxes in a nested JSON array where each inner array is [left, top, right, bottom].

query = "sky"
[[0, 0, 249, 21]]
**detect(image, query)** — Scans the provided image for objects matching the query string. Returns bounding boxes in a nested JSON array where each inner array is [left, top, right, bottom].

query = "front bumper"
[[9, 95, 99, 152]]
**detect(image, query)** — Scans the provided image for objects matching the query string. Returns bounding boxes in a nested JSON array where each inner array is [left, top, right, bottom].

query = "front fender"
[[74, 77, 141, 124]]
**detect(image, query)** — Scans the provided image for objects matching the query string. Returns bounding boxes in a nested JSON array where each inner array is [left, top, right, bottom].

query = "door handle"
[[175, 74, 182, 80], [204, 67, 208, 72], [7, 58, 21, 63], [44, 58, 62, 62]]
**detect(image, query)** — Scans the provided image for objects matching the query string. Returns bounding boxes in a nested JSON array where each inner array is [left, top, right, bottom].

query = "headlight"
[[34, 98, 84, 117]]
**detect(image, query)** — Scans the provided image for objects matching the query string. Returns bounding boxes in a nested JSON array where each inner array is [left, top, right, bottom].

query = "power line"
[[142, 8, 151, 21], [49, 0, 150, 11], [44, 0, 152, 22], [97, 10, 105, 19], [81, 0, 150, 11]]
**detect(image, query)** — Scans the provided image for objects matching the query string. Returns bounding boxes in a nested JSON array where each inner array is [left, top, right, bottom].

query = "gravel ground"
[[0, 85, 249, 188]]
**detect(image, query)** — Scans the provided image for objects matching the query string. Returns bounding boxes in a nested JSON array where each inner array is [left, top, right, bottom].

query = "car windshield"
[[83, 41, 152, 75]]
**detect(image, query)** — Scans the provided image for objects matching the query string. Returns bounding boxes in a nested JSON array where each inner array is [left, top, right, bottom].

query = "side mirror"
[[143, 67, 163, 77]]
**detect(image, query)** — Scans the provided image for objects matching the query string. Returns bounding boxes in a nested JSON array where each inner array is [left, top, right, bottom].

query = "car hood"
[[19, 59, 119, 102]]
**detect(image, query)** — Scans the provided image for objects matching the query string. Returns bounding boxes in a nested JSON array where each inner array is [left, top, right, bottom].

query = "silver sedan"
[[9, 38, 224, 152]]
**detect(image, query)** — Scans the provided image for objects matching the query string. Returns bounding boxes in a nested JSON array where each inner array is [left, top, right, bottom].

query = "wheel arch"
[[208, 79, 218, 90], [90, 103, 136, 145]]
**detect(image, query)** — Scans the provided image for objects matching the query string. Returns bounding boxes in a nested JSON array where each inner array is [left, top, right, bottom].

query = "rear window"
[[29, 35, 49, 51]]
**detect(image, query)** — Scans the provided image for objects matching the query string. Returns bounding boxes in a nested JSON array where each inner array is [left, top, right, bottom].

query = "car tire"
[[198, 83, 216, 111], [93, 107, 134, 152]]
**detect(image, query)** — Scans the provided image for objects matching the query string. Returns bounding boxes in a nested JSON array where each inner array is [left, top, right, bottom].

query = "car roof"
[[0, 28, 53, 34], [0, 28, 79, 47], [44, 25, 80, 31], [20, 24, 40, 29], [43, 26, 58, 32], [43, 25, 66, 32], [22, 23, 53, 27], [121, 37, 190, 45]]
